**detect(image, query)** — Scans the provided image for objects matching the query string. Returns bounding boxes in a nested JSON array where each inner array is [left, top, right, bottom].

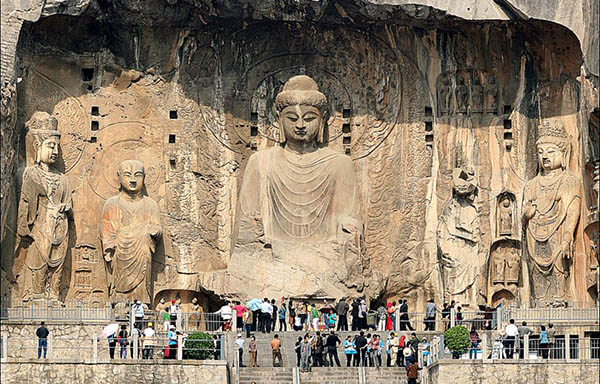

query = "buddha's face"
[[38, 136, 60, 165], [452, 167, 476, 196], [279, 105, 322, 144], [118, 163, 145, 194], [537, 143, 563, 172]]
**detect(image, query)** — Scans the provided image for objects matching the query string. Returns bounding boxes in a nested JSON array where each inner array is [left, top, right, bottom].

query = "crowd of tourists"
[[233, 330, 426, 383], [217, 297, 469, 336]]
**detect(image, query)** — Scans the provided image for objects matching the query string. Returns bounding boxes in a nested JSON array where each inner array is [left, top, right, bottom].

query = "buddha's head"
[[117, 160, 145, 195], [452, 166, 477, 196], [275, 75, 327, 145], [536, 121, 570, 173], [27, 111, 61, 166]]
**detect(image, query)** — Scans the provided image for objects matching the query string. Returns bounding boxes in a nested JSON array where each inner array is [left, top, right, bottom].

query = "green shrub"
[[444, 325, 471, 358], [183, 332, 215, 360]]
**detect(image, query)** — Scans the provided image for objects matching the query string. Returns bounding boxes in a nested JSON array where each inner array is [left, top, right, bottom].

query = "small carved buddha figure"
[[100, 160, 162, 304], [471, 77, 483, 113], [523, 121, 582, 305], [228, 75, 364, 298], [438, 74, 452, 115], [498, 195, 514, 237], [455, 75, 469, 114], [17, 112, 72, 302], [485, 75, 498, 114]]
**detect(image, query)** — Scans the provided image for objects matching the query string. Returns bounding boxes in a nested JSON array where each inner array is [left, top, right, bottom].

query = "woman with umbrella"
[[246, 298, 262, 333], [102, 323, 119, 359]]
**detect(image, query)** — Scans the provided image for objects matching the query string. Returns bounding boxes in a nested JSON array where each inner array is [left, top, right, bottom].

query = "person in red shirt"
[[232, 301, 247, 332]]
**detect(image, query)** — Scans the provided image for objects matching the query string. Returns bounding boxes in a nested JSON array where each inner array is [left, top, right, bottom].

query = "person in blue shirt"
[[343, 335, 356, 367], [539, 325, 549, 359]]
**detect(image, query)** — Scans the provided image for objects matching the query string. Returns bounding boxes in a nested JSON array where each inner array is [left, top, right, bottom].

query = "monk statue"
[[523, 121, 582, 306], [16, 112, 72, 302], [226, 75, 365, 299], [100, 160, 162, 305], [437, 165, 481, 306]]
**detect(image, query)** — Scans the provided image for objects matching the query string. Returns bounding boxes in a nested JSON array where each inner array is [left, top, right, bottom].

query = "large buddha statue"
[[523, 121, 582, 306], [227, 75, 365, 298], [16, 112, 72, 302], [100, 160, 162, 305]]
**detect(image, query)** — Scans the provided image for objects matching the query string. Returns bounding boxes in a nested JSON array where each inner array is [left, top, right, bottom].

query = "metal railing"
[[0, 300, 113, 322], [128, 308, 225, 333], [0, 333, 224, 362], [500, 302, 600, 326], [429, 332, 600, 361]]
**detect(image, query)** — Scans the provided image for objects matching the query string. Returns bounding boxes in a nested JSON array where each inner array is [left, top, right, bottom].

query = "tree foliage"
[[183, 332, 215, 360], [444, 325, 471, 357]]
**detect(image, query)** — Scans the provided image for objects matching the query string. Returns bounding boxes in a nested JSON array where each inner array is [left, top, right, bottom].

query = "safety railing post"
[[133, 332, 139, 360], [93, 336, 98, 363], [450, 307, 456, 328], [1, 334, 7, 362], [177, 334, 183, 360], [524, 334, 529, 360], [219, 334, 225, 360], [48, 333, 54, 359]]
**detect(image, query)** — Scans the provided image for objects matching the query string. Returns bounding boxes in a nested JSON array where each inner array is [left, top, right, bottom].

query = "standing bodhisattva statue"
[[227, 75, 365, 298], [101, 160, 161, 304], [523, 121, 582, 306], [17, 112, 72, 302]]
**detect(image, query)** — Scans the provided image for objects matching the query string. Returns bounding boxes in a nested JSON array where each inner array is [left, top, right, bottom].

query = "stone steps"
[[236, 367, 409, 384]]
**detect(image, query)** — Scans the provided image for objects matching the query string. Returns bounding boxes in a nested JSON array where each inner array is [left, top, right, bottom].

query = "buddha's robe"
[[523, 171, 581, 304], [101, 194, 161, 303], [229, 146, 363, 298], [17, 165, 72, 298], [235, 146, 361, 243]]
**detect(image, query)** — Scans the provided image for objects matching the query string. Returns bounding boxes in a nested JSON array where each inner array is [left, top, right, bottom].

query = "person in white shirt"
[[260, 298, 273, 334], [133, 300, 145, 330], [234, 333, 245, 367], [169, 300, 179, 326], [504, 319, 519, 359], [216, 302, 233, 331], [142, 323, 155, 359]]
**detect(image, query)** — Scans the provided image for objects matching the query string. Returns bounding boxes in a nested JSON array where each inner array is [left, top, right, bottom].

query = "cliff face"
[[1, 0, 598, 310]]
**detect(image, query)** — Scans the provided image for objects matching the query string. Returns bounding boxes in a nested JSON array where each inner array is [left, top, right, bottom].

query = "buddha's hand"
[[58, 203, 70, 213], [103, 249, 113, 263], [523, 200, 536, 220], [560, 238, 572, 259], [147, 223, 162, 238]]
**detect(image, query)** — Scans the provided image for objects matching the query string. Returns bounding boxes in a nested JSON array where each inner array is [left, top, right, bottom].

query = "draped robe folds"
[[236, 146, 361, 243], [229, 146, 363, 298], [17, 165, 72, 298], [101, 195, 161, 303], [523, 172, 581, 304]]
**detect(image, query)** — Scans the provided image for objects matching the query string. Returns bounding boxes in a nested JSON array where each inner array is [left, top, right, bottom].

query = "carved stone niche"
[[488, 239, 521, 307], [496, 191, 517, 239]]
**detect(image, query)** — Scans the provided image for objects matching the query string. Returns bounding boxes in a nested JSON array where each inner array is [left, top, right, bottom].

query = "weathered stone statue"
[[438, 74, 452, 116], [485, 75, 498, 114], [523, 121, 582, 305], [189, 297, 205, 331], [455, 75, 469, 114], [497, 194, 514, 237], [471, 77, 483, 113], [16, 112, 72, 302], [438, 165, 480, 305], [100, 160, 162, 304], [227, 75, 365, 298]]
